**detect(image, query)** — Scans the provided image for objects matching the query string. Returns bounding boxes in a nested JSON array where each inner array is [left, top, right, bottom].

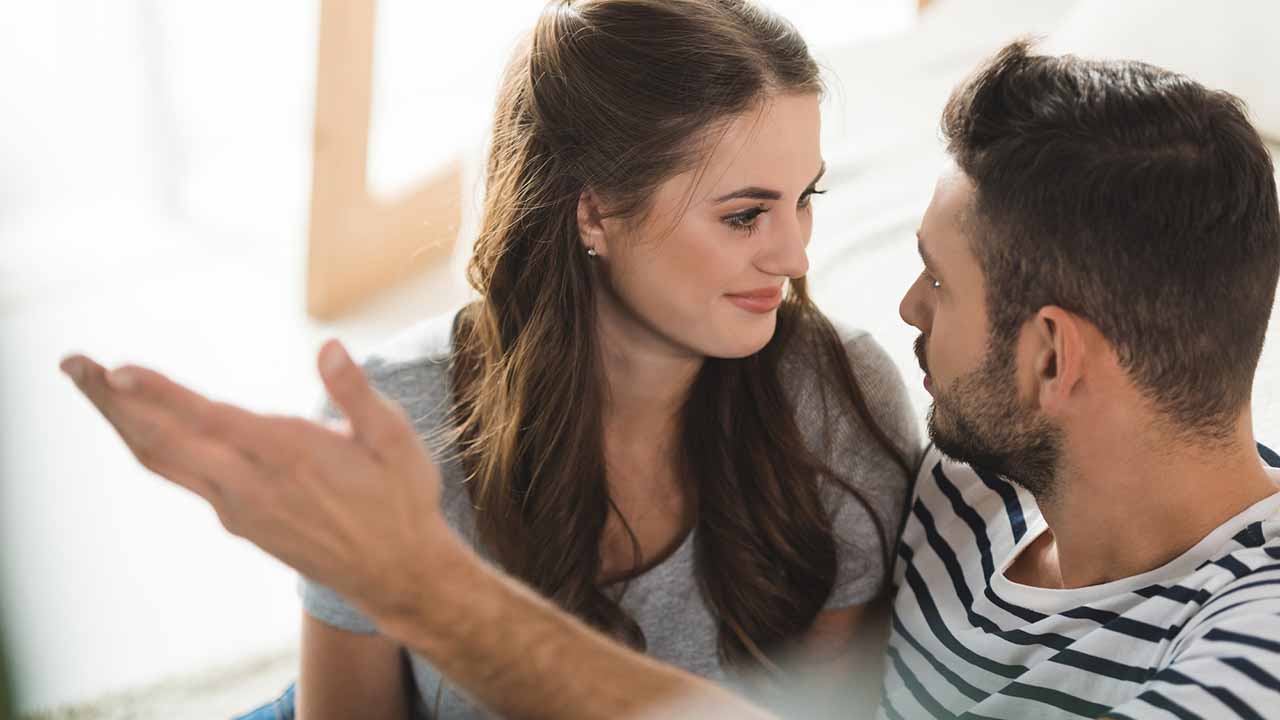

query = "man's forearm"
[[370, 528, 773, 720]]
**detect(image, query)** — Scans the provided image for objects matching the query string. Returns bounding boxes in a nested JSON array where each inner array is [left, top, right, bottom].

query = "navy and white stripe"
[[879, 446, 1280, 719]]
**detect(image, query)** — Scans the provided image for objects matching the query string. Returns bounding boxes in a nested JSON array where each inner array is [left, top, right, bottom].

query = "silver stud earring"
[[586, 247, 598, 257]]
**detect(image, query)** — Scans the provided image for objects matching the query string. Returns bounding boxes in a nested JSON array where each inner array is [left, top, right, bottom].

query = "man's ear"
[[577, 189, 610, 258], [1031, 306, 1086, 415]]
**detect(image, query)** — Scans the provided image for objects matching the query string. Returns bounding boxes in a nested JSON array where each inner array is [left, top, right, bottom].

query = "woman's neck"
[[593, 292, 702, 576], [594, 292, 703, 451]]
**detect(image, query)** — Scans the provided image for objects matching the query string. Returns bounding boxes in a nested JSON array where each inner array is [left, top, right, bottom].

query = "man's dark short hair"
[[942, 40, 1280, 439]]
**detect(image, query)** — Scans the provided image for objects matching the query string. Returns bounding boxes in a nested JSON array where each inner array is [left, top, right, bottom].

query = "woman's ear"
[[577, 189, 609, 258]]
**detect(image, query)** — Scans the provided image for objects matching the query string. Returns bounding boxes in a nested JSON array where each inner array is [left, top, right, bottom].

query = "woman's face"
[[588, 92, 824, 359]]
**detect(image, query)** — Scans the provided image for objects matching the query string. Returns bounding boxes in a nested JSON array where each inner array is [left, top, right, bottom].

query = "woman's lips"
[[725, 286, 783, 314]]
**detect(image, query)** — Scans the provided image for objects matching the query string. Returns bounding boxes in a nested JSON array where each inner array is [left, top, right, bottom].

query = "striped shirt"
[[879, 445, 1280, 719]]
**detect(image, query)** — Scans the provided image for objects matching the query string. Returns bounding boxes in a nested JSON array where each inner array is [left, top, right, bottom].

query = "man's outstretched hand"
[[60, 340, 777, 720], [59, 340, 455, 626]]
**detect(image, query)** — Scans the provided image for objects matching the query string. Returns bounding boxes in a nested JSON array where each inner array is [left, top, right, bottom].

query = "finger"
[[64, 354, 374, 503], [100, 363, 306, 466], [113, 365, 377, 488], [62, 354, 221, 443], [59, 356, 254, 501], [61, 354, 134, 430], [316, 340, 412, 458], [73, 356, 372, 485]]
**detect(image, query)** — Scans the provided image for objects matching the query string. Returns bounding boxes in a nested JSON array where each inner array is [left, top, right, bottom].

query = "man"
[[883, 40, 1280, 718], [63, 41, 1280, 718]]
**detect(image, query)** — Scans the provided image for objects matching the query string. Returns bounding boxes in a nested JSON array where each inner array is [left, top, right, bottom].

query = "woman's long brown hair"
[[447, 0, 911, 673]]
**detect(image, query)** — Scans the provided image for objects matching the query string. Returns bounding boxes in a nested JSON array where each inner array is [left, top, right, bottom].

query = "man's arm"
[[370, 525, 776, 720], [59, 348, 775, 720]]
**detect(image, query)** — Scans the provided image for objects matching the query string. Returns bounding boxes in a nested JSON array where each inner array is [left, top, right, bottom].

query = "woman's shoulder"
[[823, 316, 871, 347], [360, 306, 478, 528], [780, 312, 922, 482], [311, 307, 466, 467], [827, 318, 906, 407], [362, 307, 461, 371], [785, 314, 885, 370], [353, 307, 465, 413], [780, 315, 922, 606], [779, 314, 905, 420]]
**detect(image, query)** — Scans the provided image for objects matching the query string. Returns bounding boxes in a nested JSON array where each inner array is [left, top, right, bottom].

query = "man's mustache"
[[914, 334, 929, 376]]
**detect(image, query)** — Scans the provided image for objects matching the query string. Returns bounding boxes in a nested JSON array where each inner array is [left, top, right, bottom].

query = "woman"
[[287, 1, 918, 716], [135, 0, 918, 717]]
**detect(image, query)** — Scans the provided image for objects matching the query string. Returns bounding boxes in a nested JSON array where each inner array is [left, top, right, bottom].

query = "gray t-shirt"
[[300, 308, 920, 718]]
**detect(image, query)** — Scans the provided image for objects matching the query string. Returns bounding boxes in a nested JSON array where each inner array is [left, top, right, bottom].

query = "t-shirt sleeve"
[[824, 488, 892, 608], [793, 328, 922, 609], [296, 395, 383, 634], [295, 311, 460, 636], [1103, 593, 1280, 719], [299, 574, 380, 634]]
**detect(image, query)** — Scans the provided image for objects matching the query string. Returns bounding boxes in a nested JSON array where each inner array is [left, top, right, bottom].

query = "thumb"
[[318, 340, 409, 456]]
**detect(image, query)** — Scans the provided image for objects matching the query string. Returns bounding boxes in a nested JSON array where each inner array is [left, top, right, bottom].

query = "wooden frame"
[[306, 0, 462, 320]]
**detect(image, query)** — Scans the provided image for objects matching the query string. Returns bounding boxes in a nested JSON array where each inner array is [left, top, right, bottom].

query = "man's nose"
[[899, 273, 931, 333]]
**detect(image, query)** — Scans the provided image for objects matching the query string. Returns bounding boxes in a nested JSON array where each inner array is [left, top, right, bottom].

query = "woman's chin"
[[703, 315, 777, 359]]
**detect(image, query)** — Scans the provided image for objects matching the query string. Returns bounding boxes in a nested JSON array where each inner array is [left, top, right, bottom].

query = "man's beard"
[[917, 334, 1063, 499]]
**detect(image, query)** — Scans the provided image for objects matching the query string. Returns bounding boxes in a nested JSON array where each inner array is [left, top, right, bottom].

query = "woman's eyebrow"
[[713, 186, 782, 203], [710, 162, 827, 204]]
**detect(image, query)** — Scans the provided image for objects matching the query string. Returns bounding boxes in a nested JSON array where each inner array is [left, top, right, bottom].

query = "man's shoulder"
[[1166, 530, 1280, 667], [1193, 442, 1280, 599], [1209, 505, 1280, 587], [1162, 489, 1280, 647]]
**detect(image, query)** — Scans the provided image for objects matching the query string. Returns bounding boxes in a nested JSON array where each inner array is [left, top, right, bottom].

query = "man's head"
[[900, 40, 1280, 497]]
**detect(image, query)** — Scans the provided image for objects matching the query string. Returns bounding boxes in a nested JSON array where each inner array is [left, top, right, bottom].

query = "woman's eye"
[[724, 207, 766, 234], [798, 187, 827, 209]]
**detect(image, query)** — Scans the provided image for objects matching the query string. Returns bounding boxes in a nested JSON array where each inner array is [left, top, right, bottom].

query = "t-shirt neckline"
[[989, 490, 1280, 613]]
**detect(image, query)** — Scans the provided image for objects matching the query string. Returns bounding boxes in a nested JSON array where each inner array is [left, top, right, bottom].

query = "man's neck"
[[1027, 415, 1279, 589]]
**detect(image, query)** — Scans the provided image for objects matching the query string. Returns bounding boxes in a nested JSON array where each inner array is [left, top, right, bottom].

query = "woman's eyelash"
[[724, 207, 767, 234], [799, 187, 827, 207], [723, 188, 826, 234]]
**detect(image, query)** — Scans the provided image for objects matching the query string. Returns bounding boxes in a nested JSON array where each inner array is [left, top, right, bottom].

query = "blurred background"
[[2, 0, 1278, 717]]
